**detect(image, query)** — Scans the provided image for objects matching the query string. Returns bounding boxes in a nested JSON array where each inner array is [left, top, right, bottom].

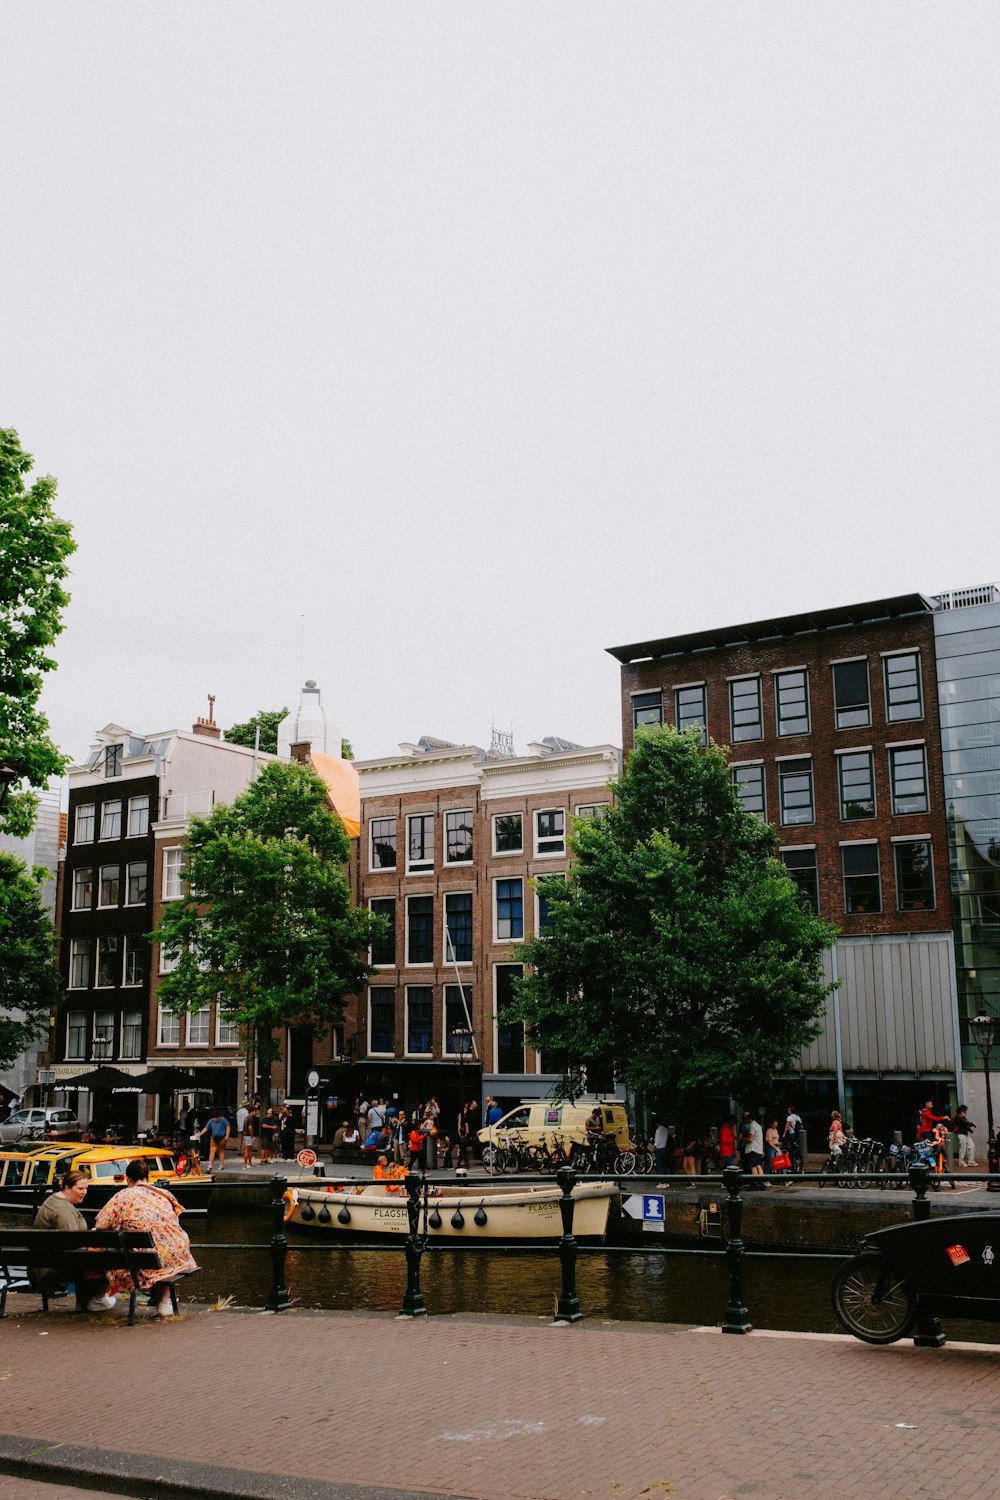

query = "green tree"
[[0, 853, 59, 1071], [0, 430, 76, 837], [150, 760, 380, 1086], [510, 725, 837, 1111], [224, 708, 353, 760]]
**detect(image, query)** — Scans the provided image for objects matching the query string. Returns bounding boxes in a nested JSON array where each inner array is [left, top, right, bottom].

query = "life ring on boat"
[[282, 1188, 299, 1221]]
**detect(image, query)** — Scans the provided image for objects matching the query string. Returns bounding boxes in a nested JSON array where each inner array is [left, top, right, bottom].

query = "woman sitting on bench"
[[32, 1169, 116, 1312], [95, 1158, 198, 1318]]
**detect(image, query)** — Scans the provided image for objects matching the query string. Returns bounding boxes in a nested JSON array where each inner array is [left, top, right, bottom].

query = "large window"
[[445, 809, 473, 865], [890, 745, 929, 814], [369, 897, 396, 966], [121, 1009, 143, 1060], [842, 843, 881, 913], [575, 803, 608, 823], [884, 652, 923, 722], [493, 813, 523, 854], [405, 986, 433, 1055], [100, 800, 123, 840], [368, 989, 395, 1055], [495, 878, 524, 941], [775, 670, 810, 736], [71, 867, 94, 910], [187, 1008, 210, 1046], [675, 684, 707, 744], [157, 1007, 180, 1047], [444, 891, 473, 963], [731, 764, 766, 820], [778, 759, 814, 825], [838, 751, 875, 820], [123, 935, 146, 988], [406, 895, 434, 965], [370, 817, 397, 871], [162, 847, 185, 901], [68, 938, 90, 990], [217, 1011, 240, 1046], [126, 862, 148, 905], [729, 677, 763, 742], [780, 848, 819, 913], [537, 874, 565, 934], [96, 935, 120, 988], [75, 804, 95, 844], [127, 795, 150, 837], [445, 985, 473, 1051], [833, 660, 871, 729], [407, 814, 434, 873], [632, 690, 663, 731], [98, 864, 121, 907], [66, 1011, 87, 1060], [895, 840, 935, 910], [92, 1010, 114, 1059], [105, 744, 123, 777], [495, 965, 525, 1073], [535, 809, 565, 855]]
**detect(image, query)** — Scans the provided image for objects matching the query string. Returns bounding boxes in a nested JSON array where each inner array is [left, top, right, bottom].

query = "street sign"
[[623, 1192, 665, 1233], [297, 1147, 317, 1168], [307, 1070, 320, 1088]]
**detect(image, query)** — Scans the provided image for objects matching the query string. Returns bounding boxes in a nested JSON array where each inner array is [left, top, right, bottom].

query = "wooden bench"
[[0, 1230, 179, 1326]]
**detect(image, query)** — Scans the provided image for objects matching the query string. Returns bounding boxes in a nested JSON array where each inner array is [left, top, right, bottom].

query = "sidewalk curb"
[[0, 1433, 472, 1500]]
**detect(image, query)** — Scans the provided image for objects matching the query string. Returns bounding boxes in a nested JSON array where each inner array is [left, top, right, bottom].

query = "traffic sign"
[[297, 1147, 317, 1168], [623, 1192, 665, 1232]]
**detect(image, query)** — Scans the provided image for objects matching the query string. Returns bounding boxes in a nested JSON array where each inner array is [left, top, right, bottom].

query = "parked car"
[[0, 1107, 82, 1143]]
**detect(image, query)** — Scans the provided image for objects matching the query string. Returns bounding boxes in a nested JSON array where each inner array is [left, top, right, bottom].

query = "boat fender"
[[474, 1204, 488, 1227], [282, 1188, 299, 1222], [450, 1207, 465, 1230], [429, 1208, 442, 1230], [300, 1200, 316, 1222], [337, 1205, 351, 1224], [317, 1204, 332, 1224]]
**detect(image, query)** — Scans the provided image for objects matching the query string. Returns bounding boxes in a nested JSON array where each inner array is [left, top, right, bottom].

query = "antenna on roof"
[[491, 723, 514, 757]]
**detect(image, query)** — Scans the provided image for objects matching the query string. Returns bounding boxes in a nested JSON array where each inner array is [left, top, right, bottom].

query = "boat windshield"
[[89, 1159, 132, 1179]]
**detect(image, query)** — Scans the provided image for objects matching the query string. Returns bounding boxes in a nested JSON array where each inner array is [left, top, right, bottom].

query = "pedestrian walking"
[[953, 1104, 977, 1167]]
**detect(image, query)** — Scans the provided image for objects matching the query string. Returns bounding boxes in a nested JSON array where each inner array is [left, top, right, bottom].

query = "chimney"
[[193, 693, 221, 740]]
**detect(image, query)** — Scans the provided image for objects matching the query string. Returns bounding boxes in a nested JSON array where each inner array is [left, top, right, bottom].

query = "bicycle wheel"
[[831, 1253, 916, 1344], [482, 1144, 499, 1175], [614, 1151, 637, 1175], [501, 1146, 522, 1174]]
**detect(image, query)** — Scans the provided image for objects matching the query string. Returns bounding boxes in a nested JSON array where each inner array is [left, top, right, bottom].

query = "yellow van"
[[477, 1100, 631, 1154]]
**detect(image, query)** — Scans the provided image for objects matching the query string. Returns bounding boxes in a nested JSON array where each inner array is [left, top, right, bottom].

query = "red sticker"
[[946, 1244, 970, 1266]]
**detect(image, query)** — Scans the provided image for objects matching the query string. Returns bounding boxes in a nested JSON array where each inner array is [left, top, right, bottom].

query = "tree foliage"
[[224, 708, 353, 760], [150, 761, 380, 1070], [510, 725, 837, 1110], [0, 852, 59, 1072], [0, 430, 76, 836]]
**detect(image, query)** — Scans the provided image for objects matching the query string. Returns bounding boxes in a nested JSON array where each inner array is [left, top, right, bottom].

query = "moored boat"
[[0, 1142, 213, 1216], [282, 1178, 618, 1241]]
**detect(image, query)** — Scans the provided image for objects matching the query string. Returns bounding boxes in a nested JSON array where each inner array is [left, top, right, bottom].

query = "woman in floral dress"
[[95, 1158, 198, 1317]]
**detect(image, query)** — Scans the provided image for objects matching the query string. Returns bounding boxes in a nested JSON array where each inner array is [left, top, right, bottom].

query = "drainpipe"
[[831, 940, 845, 1116]]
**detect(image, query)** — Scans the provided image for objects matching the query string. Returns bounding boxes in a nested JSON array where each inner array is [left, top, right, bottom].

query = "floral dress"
[[95, 1182, 198, 1294]]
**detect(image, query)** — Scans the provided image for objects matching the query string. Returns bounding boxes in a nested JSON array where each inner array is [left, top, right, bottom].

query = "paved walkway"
[[1, 1295, 998, 1500]]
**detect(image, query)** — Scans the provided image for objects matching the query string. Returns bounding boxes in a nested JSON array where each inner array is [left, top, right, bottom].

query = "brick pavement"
[[1, 1299, 999, 1500]]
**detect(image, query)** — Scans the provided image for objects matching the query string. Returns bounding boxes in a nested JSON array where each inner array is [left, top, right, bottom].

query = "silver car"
[[0, 1106, 82, 1143]]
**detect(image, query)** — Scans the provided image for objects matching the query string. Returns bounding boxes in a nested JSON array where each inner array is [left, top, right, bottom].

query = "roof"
[[606, 593, 934, 665]]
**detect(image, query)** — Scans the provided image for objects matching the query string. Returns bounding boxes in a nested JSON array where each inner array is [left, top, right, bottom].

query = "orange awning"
[[310, 751, 361, 838]]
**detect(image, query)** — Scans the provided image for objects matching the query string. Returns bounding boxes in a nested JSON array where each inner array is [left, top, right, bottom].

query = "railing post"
[[399, 1171, 427, 1317], [721, 1163, 751, 1334], [554, 1165, 582, 1322], [265, 1173, 291, 1312], [907, 1161, 945, 1347]]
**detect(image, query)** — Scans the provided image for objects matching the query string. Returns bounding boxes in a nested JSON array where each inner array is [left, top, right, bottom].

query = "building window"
[[842, 843, 881, 914], [162, 847, 185, 901], [128, 795, 150, 837], [407, 814, 434, 873], [71, 867, 94, 911], [98, 864, 121, 907], [576, 804, 608, 823], [69, 938, 90, 990], [838, 751, 876, 820], [369, 988, 395, 1055], [884, 652, 923, 722], [731, 764, 766, 820], [96, 935, 120, 988], [833, 660, 871, 729], [121, 1010, 143, 1060], [496, 878, 524, 941], [406, 895, 434, 965], [92, 1010, 114, 1059], [537, 874, 565, 934], [535, 809, 565, 855], [66, 1010, 87, 1060], [369, 898, 396, 966], [895, 840, 935, 910], [105, 743, 123, 777], [675, 684, 707, 744], [100, 800, 123, 840], [445, 809, 473, 864], [495, 964, 525, 1073], [493, 813, 523, 854], [444, 891, 473, 963], [74, 804, 95, 845], [126, 862, 148, 905], [159, 943, 180, 975], [123, 935, 146, 988], [187, 1008, 210, 1047], [632, 690, 663, 731], [405, 986, 433, 1055], [158, 1007, 180, 1047], [217, 1010, 240, 1046], [780, 848, 819, 914], [778, 759, 814, 825], [775, 670, 810, 736], [445, 984, 473, 1051], [370, 817, 397, 871], [890, 745, 929, 814], [730, 677, 763, 742]]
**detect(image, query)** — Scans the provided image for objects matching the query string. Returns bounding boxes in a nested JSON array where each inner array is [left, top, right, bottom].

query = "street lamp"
[[449, 1026, 473, 1174], [968, 1008, 1000, 1191]]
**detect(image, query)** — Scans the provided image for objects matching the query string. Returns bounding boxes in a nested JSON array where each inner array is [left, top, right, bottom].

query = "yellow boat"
[[0, 1142, 213, 1216]]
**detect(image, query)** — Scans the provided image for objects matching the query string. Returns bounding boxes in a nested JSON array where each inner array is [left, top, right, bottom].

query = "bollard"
[[400, 1171, 427, 1317], [909, 1161, 931, 1221], [721, 1164, 751, 1334], [796, 1127, 808, 1173], [265, 1174, 292, 1312], [554, 1166, 582, 1322]]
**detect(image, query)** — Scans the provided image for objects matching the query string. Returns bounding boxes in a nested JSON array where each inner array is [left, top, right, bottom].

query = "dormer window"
[[105, 744, 123, 777]]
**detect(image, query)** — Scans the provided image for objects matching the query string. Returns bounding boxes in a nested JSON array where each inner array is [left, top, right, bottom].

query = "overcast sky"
[[3, 5, 998, 773]]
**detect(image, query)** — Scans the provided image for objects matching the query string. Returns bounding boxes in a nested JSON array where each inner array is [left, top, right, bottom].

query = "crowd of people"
[[330, 1094, 491, 1170], [176, 1099, 298, 1170]]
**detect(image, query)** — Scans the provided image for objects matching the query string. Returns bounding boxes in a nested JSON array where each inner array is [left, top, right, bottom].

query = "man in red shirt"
[[917, 1100, 950, 1140]]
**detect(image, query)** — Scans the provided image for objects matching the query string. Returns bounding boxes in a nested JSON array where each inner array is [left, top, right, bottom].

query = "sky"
[[2, 4, 998, 773]]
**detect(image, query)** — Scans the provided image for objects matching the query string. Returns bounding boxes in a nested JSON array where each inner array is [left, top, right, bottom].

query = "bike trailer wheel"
[[831, 1252, 916, 1344]]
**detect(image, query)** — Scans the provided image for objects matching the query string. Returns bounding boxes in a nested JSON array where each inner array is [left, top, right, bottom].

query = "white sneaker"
[[156, 1300, 174, 1318], [86, 1293, 117, 1312]]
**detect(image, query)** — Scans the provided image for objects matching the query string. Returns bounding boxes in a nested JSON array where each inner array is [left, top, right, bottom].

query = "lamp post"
[[449, 1026, 473, 1174], [968, 1008, 1000, 1192]]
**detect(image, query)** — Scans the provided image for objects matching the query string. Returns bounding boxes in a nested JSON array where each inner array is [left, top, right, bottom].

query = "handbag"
[[771, 1151, 791, 1172]]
